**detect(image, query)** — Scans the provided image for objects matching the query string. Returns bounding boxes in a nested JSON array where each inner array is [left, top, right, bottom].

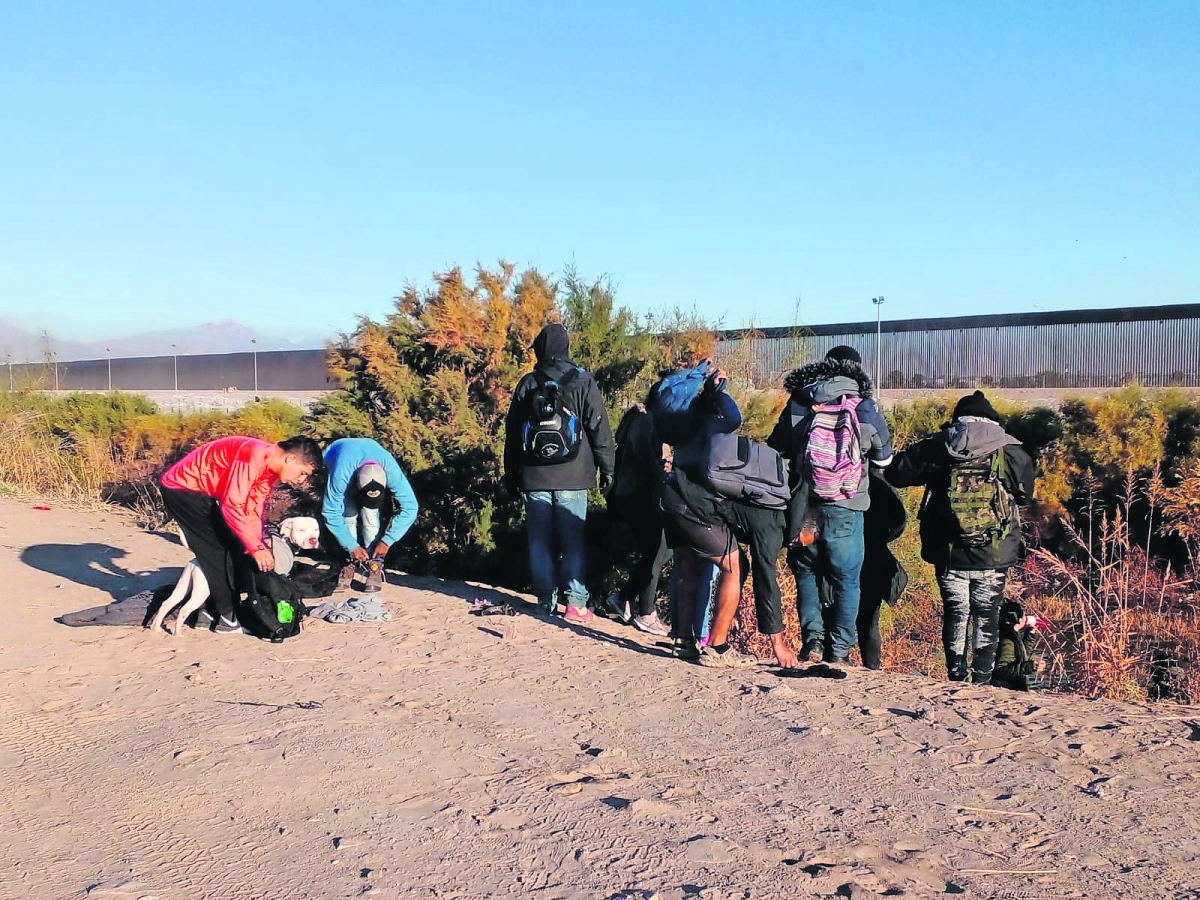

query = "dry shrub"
[[0, 409, 116, 502]]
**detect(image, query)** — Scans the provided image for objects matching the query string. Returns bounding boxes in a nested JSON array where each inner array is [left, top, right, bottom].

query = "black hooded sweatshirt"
[[503, 324, 616, 492]]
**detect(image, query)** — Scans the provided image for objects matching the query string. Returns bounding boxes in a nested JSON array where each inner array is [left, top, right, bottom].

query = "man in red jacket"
[[159, 435, 322, 633]]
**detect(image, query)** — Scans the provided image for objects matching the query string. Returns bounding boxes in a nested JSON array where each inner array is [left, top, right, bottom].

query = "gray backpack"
[[700, 433, 790, 510]]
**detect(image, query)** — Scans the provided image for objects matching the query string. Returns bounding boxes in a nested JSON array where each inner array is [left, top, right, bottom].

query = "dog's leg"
[[148, 562, 195, 633], [170, 565, 211, 635]]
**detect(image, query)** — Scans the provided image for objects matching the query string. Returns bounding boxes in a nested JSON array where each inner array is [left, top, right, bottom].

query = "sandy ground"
[[2, 498, 1200, 900]]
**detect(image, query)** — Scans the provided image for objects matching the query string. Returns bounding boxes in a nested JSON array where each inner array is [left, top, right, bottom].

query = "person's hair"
[[278, 435, 323, 468], [1000, 600, 1024, 629]]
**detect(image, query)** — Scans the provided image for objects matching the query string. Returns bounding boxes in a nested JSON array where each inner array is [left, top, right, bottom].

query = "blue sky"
[[1, 1, 1197, 344]]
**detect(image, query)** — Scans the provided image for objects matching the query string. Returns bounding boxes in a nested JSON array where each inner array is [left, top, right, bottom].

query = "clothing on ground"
[[310, 597, 392, 623]]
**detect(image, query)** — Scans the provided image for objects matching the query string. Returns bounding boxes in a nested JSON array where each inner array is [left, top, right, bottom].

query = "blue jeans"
[[788, 506, 865, 658], [524, 490, 589, 611], [343, 495, 382, 549], [936, 568, 1008, 683]]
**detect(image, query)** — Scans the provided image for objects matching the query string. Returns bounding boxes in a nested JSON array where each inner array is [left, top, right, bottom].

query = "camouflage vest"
[[945, 450, 1014, 549]]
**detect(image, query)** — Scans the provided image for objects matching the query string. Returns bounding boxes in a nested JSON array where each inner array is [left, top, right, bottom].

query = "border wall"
[[713, 303, 1200, 389], [4, 349, 333, 393]]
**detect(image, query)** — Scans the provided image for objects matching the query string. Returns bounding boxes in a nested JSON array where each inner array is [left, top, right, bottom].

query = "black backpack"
[[520, 368, 584, 465], [240, 592, 305, 642], [697, 433, 790, 510]]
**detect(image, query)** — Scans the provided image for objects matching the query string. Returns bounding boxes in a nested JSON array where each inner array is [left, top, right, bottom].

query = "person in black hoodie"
[[504, 324, 616, 621], [885, 390, 1036, 684]]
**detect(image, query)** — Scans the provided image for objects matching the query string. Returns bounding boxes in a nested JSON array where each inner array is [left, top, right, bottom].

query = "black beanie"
[[826, 345, 861, 365], [532, 323, 569, 362], [953, 390, 1000, 422]]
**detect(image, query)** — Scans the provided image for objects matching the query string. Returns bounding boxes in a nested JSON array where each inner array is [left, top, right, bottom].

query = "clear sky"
[[2, 1, 1197, 343]]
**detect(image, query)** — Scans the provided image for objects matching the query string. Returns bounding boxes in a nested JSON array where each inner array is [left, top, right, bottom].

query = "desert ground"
[[2, 497, 1199, 900]]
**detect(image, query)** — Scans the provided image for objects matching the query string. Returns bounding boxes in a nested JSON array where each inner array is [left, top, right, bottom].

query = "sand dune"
[[2, 497, 1198, 899]]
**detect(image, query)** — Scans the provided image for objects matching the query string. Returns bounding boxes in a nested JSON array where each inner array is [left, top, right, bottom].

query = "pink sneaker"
[[564, 605, 595, 623]]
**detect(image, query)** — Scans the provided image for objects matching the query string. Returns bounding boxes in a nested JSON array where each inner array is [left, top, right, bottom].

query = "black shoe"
[[213, 615, 246, 635], [800, 639, 824, 663], [825, 653, 851, 665]]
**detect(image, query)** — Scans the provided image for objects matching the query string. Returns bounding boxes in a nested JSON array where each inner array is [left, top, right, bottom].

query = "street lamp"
[[251, 339, 258, 394], [871, 296, 885, 390], [106, 348, 112, 392], [171, 343, 178, 391]]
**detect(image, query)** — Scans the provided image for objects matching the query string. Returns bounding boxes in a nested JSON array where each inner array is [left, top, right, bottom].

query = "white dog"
[[146, 559, 211, 635], [147, 516, 321, 635]]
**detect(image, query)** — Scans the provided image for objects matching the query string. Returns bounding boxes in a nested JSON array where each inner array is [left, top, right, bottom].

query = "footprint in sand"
[[684, 835, 738, 863]]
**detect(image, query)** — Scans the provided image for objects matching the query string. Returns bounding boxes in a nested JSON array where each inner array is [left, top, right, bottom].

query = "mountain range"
[[0, 318, 330, 362]]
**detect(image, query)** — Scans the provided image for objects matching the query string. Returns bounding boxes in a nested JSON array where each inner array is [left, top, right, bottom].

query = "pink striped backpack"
[[804, 395, 863, 501]]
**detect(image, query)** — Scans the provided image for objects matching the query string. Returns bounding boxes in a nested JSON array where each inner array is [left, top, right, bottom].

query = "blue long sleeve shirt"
[[322, 438, 419, 552]]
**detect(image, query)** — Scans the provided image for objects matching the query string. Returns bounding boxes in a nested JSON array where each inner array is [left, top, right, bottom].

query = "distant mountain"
[[0, 318, 330, 362]]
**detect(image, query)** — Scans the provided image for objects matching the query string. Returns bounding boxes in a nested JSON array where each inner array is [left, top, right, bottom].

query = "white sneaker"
[[632, 613, 670, 637]]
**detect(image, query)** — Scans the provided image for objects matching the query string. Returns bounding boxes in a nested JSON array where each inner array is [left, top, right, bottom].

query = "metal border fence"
[[6, 302, 1199, 394], [714, 303, 1200, 389]]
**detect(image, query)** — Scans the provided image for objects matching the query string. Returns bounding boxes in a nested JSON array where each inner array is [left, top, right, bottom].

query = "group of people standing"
[[155, 319, 1040, 688], [504, 324, 1039, 687]]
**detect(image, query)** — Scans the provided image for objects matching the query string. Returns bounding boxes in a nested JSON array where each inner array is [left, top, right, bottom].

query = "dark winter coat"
[[503, 357, 616, 493], [608, 403, 665, 517], [766, 358, 894, 512], [885, 417, 1036, 570]]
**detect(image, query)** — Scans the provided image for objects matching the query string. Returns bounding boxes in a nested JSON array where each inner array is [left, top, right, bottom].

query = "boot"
[[363, 558, 384, 593], [336, 563, 356, 592]]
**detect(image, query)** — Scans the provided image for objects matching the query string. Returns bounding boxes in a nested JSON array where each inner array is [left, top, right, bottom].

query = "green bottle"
[[276, 601, 295, 624]]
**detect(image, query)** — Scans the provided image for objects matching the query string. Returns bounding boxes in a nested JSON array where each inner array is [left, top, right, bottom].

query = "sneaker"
[[632, 613, 670, 637], [801, 638, 824, 663], [362, 559, 384, 593], [564, 605, 595, 623], [213, 615, 246, 635], [674, 637, 700, 661], [192, 609, 214, 630], [604, 592, 632, 624], [698, 644, 759, 668]]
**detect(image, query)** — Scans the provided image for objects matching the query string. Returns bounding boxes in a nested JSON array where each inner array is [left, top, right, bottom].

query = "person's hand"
[[350, 546, 369, 562], [703, 366, 728, 393], [371, 540, 390, 559], [770, 633, 799, 669], [599, 473, 614, 496], [252, 547, 275, 572]]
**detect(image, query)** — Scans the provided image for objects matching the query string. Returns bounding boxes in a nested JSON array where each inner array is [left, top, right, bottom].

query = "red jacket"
[[161, 436, 277, 553]]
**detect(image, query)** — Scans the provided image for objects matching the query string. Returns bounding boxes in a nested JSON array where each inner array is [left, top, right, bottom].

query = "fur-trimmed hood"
[[781, 358, 874, 402]]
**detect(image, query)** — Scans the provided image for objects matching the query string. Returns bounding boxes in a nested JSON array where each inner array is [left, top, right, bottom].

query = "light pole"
[[171, 343, 178, 391], [871, 296, 885, 390], [52, 351, 58, 392], [6, 354, 11, 392], [106, 348, 112, 392], [251, 339, 258, 394]]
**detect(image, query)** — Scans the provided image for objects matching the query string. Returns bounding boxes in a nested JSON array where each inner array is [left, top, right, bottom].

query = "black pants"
[[615, 512, 670, 618], [160, 485, 256, 622], [716, 501, 786, 635]]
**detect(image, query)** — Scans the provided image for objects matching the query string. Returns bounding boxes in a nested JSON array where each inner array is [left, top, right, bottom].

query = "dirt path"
[[1, 497, 1198, 899]]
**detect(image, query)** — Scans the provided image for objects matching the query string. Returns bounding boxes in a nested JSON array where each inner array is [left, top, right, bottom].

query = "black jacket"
[[503, 357, 615, 492], [885, 417, 1035, 570], [766, 358, 894, 511]]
